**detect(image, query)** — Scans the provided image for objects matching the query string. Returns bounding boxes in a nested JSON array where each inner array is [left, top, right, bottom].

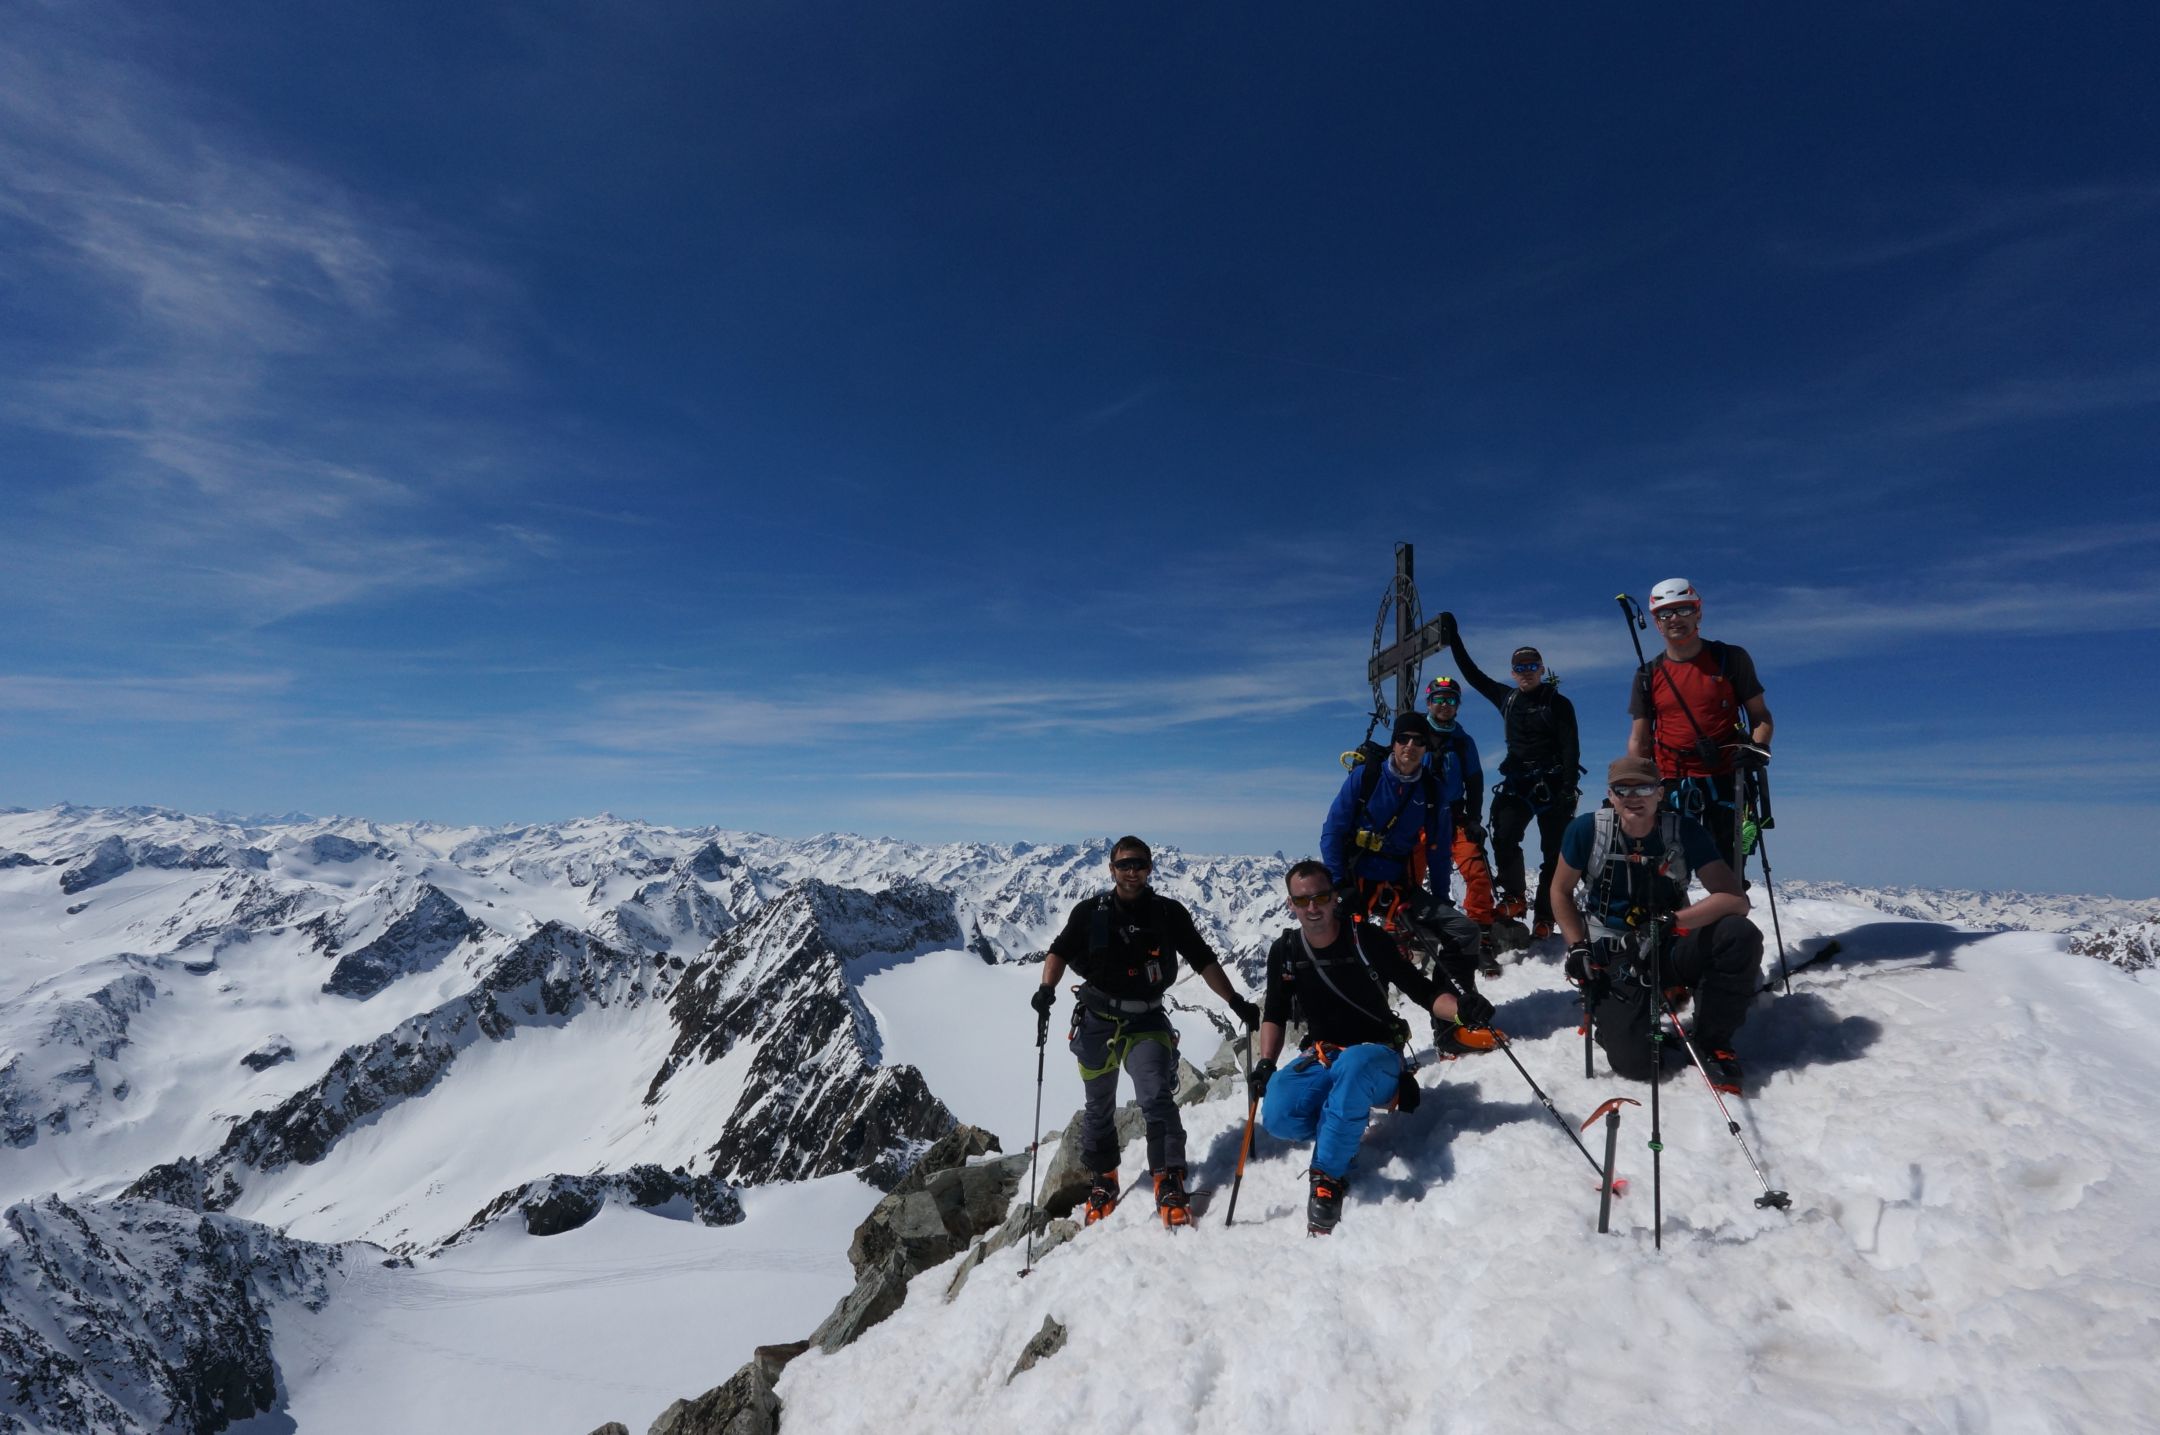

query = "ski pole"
[[1416, 932, 1610, 1184], [1224, 1031, 1258, 1226], [1659, 998, 1790, 1211], [1020, 1004, 1049, 1278], [1736, 751, 1793, 994], [1644, 926, 1665, 1250]]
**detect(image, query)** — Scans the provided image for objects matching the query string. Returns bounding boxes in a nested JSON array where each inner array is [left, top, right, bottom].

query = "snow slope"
[[776, 909, 2160, 1435]]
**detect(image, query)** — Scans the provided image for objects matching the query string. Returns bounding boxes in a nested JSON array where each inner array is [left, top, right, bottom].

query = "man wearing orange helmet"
[[1626, 578, 1774, 870]]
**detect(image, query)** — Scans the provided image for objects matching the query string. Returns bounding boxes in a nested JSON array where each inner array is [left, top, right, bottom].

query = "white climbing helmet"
[[1648, 577, 1702, 613]]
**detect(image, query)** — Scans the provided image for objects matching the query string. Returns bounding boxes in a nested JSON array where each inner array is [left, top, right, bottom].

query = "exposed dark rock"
[[442, 1166, 744, 1248], [0, 848, 42, 868], [292, 834, 394, 865], [321, 883, 478, 998], [239, 1037, 293, 1072], [808, 1247, 910, 1354], [1036, 1101, 1148, 1219], [1, 971, 158, 1149], [845, 1127, 1024, 1279], [0, 1195, 340, 1435], [645, 1356, 781, 1435], [1006, 1315, 1068, 1382], [58, 837, 266, 896], [123, 1156, 214, 1211], [646, 884, 958, 1191], [587, 1425, 630, 1435], [153, 923, 663, 1216]]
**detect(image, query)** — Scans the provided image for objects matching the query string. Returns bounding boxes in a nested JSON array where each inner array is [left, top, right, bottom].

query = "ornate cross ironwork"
[[1366, 542, 1450, 723]]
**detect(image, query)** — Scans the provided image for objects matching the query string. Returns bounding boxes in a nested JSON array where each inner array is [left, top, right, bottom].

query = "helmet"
[[1424, 676, 1462, 706], [1648, 578, 1701, 613]]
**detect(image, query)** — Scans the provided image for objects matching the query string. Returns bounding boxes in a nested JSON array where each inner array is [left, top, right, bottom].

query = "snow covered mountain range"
[[1, 804, 2153, 1434]]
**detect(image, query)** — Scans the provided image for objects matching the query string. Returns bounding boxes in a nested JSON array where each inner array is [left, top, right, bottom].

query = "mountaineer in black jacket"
[[1442, 612, 1582, 940]]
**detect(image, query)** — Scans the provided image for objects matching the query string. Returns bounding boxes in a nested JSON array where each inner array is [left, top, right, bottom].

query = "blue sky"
[[3, 3, 2156, 895]]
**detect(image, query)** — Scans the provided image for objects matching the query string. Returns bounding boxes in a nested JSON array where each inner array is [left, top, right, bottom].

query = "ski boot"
[[1306, 1168, 1347, 1235], [1153, 1166, 1193, 1229], [1083, 1170, 1119, 1226], [1707, 1049, 1744, 1096], [1476, 924, 1504, 980]]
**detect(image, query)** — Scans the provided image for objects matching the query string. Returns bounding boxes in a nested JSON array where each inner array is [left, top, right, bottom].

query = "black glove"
[[1566, 944, 1611, 1003], [1440, 611, 1458, 646], [1452, 989, 1496, 1028], [1249, 1058, 1276, 1101], [1030, 985, 1057, 1017], [1230, 995, 1261, 1030], [1460, 819, 1487, 846]]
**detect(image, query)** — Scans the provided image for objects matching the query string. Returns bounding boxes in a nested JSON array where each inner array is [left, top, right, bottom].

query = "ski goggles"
[[1111, 857, 1153, 872], [1427, 695, 1460, 708], [1287, 890, 1337, 910], [1609, 782, 1662, 799]]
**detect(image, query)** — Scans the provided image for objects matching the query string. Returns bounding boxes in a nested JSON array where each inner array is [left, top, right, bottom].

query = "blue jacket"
[[1320, 758, 1444, 889], [1431, 723, 1480, 814]]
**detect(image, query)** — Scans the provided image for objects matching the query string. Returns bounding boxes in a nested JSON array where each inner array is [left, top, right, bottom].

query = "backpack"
[[1346, 743, 1444, 846], [1580, 806, 1692, 922], [1639, 642, 1733, 762]]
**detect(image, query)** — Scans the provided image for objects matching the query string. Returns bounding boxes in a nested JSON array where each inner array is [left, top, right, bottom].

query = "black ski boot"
[[1306, 1168, 1347, 1235]]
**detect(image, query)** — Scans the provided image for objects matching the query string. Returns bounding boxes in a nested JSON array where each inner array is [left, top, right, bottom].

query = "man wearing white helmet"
[[1626, 578, 1774, 870]]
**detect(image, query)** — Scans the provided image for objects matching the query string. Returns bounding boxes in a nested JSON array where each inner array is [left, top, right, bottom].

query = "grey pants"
[[1069, 1004, 1184, 1176]]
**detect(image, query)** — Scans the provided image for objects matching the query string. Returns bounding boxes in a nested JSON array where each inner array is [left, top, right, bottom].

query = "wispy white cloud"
[[0, 9, 536, 628], [0, 671, 291, 722]]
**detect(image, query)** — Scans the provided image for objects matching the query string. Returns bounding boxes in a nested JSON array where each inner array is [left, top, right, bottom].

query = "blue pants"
[[1261, 1043, 1402, 1179]]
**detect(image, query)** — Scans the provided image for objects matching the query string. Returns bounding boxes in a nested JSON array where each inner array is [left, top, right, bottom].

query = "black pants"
[[1588, 915, 1763, 1080], [1490, 789, 1576, 925]]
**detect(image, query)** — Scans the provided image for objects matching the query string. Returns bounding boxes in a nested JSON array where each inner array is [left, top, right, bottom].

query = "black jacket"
[[1262, 923, 1436, 1049], [1048, 890, 1221, 1002], [1448, 633, 1581, 781]]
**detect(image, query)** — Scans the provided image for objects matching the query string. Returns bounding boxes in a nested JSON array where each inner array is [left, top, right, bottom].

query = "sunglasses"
[[1394, 734, 1429, 747], [1609, 783, 1662, 799], [1511, 662, 1543, 674], [1288, 890, 1337, 910], [1429, 697, 1459, 707], [1654, 607, 1699, 623], [1111, 857, 1152, 872]]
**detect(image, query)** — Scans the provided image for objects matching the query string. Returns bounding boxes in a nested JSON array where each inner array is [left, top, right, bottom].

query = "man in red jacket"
[[1625, 579, 1774, 870]]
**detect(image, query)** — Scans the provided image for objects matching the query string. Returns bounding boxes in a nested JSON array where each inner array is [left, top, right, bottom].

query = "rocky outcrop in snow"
[[439, 1165, 745, 1249], [0, 1194, 341, 1435], [57, 836, 268, 895], [0, 969, 158, 1148], [2069, 918, 2159, 974], [132, 922, 668, 1213], [646, 881, 961, 1190], [320, 882, 478, 998]]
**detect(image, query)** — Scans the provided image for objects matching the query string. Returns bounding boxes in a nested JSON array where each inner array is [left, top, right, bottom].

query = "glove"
[[1566, 944, 1611, 1003], [1229, 995, 1260, 1030], [1460, 820, 1487, 846], [1249, 1058, 1276, 1101], [1452, 989, 1496, 1028], [1029, 985, 1057, 1017], [1439, 611, 1457, 646]]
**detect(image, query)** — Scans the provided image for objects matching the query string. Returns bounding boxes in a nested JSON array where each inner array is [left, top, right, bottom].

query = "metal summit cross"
[[1365, 542, 1450, 721]]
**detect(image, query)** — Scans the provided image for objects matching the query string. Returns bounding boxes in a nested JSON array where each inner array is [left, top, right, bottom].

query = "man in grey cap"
[[1548, 755, 1762, 1093]]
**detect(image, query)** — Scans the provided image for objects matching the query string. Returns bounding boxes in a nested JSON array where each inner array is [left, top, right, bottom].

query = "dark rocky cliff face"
[[646, 880, 961, 1191], [0, 1195, 341, 1435], [321, 882, 479, 998]]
